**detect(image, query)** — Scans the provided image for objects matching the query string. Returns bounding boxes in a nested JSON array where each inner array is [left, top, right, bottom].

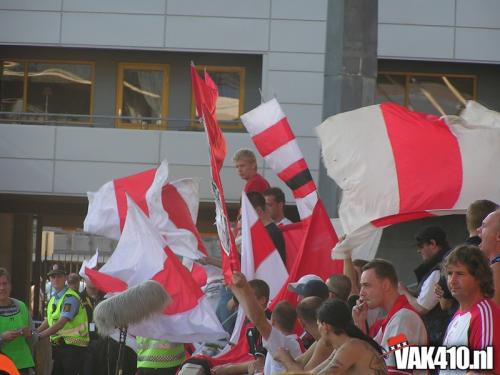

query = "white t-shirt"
[[416, 269, 440, 311], [277, 217, 292, 226], [263, 326, 302, 375]]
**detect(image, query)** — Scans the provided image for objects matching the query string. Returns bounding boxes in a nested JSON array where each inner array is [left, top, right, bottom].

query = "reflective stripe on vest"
[[47, 287, 89, 347], [136, 337, 186, 369]]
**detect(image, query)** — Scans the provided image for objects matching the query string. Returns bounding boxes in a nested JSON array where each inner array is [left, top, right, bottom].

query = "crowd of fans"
[[1, 149, 499, 375]]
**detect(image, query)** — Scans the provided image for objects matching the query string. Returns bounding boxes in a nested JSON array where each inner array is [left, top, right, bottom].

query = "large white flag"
[[84, 160, 206, 260], [317, 101, 500, 257], [85, 197, 227, 343]]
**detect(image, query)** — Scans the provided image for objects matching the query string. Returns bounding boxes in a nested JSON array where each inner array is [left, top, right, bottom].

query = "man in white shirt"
[[353, 259, 427, 375], [229, 272, 302, 374], [263, 188, 292, 226], [398, 226, 451, 345]]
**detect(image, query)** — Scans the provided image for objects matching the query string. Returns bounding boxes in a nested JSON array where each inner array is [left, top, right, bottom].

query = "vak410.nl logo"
[[387, 334, 494, 371]]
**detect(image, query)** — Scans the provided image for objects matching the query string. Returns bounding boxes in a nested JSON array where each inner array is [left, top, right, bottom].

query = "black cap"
[[296, 280, 329, 300], [415, 226, 448, 248], [47, 263, 68, 277]]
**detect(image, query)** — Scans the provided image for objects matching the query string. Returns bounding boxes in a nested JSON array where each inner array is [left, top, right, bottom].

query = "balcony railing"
[[0, 111, 243, 132]]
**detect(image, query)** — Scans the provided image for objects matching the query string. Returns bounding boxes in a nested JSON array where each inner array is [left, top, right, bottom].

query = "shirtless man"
[[314, 299, 386, 374]]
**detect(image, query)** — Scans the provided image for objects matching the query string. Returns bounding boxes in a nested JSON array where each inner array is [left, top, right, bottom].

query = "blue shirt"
[[52, 286, 79, 320]]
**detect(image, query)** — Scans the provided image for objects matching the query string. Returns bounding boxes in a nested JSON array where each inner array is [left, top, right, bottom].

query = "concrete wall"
[[0, 0, 329, 201], [0, 0, 329, 139], [0, 123, 322, 203], [378, 0, 500, 63]]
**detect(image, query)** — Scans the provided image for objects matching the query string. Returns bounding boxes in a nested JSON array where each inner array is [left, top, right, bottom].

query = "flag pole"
[[419, 87, 446, 117], [442, 76, 467, 106]]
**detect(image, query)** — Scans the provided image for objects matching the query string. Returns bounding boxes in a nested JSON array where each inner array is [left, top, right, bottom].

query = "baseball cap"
[[47, 263, 68, 277], [288, 274, 322, 293], [298, 280, 329, 299]]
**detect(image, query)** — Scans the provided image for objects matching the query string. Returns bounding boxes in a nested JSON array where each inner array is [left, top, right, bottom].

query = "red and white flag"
[[85, 197, 227, 343], [240, 192, 288, 299], [317, 101, 500, 257], [241, 98, 318, 219], [84, 160, 206, 260], [191, 65, 240, 283], [270, 201, 343, 308], [222, 192, 289, 354], [240, 98, 343, 296], [78, 249, 99, 278]]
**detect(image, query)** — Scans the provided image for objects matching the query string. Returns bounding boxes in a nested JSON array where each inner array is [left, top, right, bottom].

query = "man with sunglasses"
[[37, 264, 89, 375]]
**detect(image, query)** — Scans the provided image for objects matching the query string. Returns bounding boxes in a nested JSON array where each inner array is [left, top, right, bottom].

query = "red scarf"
[[370, 295, 416, 337]]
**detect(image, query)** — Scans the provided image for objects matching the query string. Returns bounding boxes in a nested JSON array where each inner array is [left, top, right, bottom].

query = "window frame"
[[0, 58, 95, 125], [377, 71, 477, 109], [190, 65, 246, 130], [115, 62, 170, 130]]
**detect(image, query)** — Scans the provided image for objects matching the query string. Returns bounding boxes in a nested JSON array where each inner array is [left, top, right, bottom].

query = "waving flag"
[[240, 98, 343, 302], [85, 197, 226, 343], [79, 249, 99, 278], [270, 201, 343, 308], [241, 98, 318, 219], [84, 160, 206, 259], [191, 65, 240, 283], [317, 101, 500, 257], [240, 192, 288, 299]]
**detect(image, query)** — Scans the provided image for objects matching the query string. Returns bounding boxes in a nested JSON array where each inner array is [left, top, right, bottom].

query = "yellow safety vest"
[[47, 287, 89, 347], [136, 337, 186, 369]]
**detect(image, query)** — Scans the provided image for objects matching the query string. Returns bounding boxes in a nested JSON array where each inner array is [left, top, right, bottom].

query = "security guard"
[[136, 337, 186, 375], [37, 264, 89, 375]]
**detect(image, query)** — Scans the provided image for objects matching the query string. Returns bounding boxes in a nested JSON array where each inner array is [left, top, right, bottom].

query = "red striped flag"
[[241, 99, 318, 219], [317, 101, 500, 256]]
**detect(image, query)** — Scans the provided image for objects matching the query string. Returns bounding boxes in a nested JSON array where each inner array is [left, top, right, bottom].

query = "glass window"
[[191, 66, 245, 131], [0, 60, 93, 123], [27, 62, 93, 122], [115, 63, 169, 130], [377, 72, 476, 116], [0, 61, 26, 112]]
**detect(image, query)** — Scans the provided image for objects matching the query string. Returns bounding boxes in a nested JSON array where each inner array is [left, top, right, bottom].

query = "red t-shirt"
[[244, 173, 270, 193]]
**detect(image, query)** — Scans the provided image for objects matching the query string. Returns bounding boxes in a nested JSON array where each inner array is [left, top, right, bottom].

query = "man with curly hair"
[[441, 245, 500, 375]]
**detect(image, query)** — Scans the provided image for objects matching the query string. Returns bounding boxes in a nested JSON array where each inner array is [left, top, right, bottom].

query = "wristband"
[[491, 255, 500, 265]]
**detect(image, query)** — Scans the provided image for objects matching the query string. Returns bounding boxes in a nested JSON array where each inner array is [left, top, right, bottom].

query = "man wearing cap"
[[288, 275, 328, 302], [398, 226, 452, 345], [37, 264, 89, 375]]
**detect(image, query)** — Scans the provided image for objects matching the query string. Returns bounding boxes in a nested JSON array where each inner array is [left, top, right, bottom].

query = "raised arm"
[[228, 272, 271, 339]]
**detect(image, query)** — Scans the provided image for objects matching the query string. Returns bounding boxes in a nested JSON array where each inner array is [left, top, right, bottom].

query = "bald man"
[[478, 208, 500, 305]]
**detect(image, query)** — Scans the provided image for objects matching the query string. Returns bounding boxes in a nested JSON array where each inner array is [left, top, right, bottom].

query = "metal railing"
[[0, 111, 243, 131]]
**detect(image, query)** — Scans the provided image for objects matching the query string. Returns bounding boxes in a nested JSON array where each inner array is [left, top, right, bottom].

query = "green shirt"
[[0, 299, 35, 369]]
